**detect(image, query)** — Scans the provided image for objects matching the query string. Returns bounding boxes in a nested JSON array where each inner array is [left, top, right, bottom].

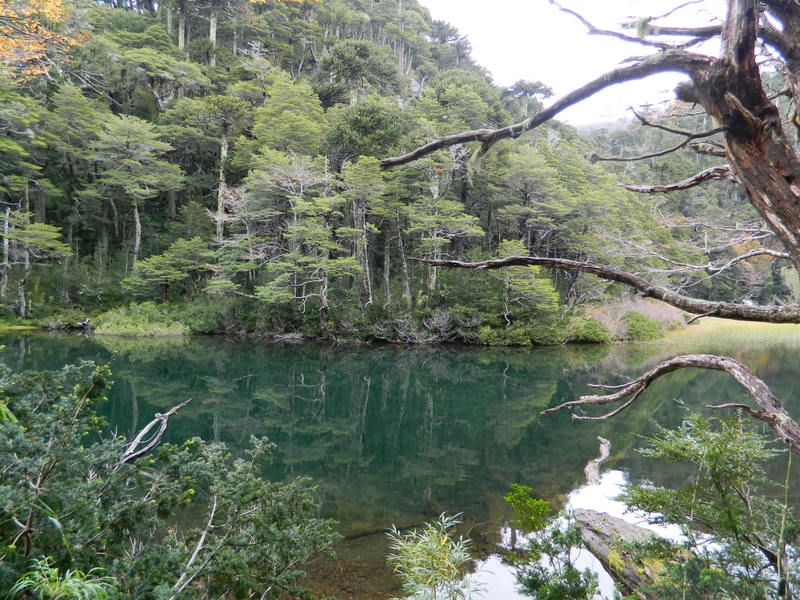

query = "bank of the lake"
[[3, 320, 799, 598]]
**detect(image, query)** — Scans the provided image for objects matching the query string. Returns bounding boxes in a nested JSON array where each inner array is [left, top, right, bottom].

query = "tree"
[[380, 0, 800, 454], [197, 95, 251, 239], [0, 0, 77, 78], [122, 237, 213, 300], [88, 115, 183, 268], [337, 156, 386, 307]]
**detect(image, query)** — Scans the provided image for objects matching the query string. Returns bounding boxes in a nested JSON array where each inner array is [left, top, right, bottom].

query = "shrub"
[[567, 317, 613, 344], [94, 302, 189, 336], [621, 311, 662, 341]]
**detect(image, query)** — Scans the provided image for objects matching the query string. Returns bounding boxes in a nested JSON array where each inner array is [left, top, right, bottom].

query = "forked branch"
[[120, 399, 192, 465], [411, 256, 800, 323], [541, 354, 800, 453]]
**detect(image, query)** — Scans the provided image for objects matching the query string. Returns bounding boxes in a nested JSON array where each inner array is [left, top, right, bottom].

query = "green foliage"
[[566, 317, 612, 344], [0, 361, 338, 597], [94, 301, 190, 336], [386, 513, 476, 600], [503, 488, 597, 600], [122, 237, 213, 299], [8, 556, 117, 600], [619, 414, 799, 599], [621, 311, 662, 341], [503, 484, 550, 532]]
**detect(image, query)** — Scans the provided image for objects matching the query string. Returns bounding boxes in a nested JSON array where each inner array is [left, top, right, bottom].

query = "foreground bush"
[[0, 361, 338, 598]]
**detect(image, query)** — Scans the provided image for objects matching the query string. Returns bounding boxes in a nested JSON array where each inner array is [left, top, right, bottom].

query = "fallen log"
[[573, 509, 663, 599]]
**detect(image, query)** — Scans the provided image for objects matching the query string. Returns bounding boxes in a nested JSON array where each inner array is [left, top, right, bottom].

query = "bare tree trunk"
[[166, 7, 173, 35], [178, 11, 186, 50], [132, 200, 141, 268], [319, 271, 329, 333], [209, 11, 217, 67], [395, 216, 412, 308], [383, 231, 391, 309], [17, 276, 26, 319], [216, 136, 228, 240], [1, 206, 9, 299]]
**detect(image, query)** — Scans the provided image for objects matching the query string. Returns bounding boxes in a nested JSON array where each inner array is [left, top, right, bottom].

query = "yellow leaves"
[[0, 0, 81, 78]]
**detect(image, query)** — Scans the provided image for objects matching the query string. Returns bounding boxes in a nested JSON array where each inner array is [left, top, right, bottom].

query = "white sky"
[[418, 0, 726, 125]]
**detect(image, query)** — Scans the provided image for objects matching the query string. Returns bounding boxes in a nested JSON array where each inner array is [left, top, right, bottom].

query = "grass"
[[666, 318, 800, 353]]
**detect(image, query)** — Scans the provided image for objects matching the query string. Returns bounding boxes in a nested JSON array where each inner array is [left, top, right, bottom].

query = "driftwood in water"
[[573, 509, 662, 599], [49, 317, 91, 333]]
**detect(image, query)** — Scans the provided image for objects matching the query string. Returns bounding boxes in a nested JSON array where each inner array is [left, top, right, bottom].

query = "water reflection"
[[2, 325, 800, 598]]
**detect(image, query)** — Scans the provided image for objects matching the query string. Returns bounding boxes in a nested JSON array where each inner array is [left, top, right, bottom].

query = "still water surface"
[[3, 323, 799, 598]]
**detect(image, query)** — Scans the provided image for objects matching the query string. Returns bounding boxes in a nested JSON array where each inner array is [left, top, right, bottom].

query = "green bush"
[[566, 317, 612, 343], [94, 302, 190, 336], [621, 311, 662, 341]]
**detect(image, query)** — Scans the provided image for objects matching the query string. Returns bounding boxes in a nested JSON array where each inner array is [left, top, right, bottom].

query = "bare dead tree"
[[385, 0, 800, 453]]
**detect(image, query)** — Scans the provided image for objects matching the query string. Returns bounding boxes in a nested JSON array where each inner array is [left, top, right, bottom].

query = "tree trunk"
[[395, 216, 412, 308], [132, 200, 141, 268], [1, 207, 9, 299], [383, 231, 391, 309], [209, 11, 217, 67], [216, 136, 228, 240], [178, 11, 186, 50], [17, 277, 26, 319], [168, 189, 177, 220], [34, 189, 45, 223], [166, 7, 173, 35]]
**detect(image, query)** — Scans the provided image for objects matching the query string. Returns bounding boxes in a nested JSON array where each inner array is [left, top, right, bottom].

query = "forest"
[[3, 0, 800, 599], [0, 0, 789, 345]]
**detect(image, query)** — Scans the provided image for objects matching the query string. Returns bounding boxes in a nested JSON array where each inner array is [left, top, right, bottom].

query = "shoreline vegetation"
[[4, 302, 798, 347]]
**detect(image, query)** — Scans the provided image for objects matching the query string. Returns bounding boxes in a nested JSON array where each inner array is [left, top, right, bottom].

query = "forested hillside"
[[0, 0, 788, 342]]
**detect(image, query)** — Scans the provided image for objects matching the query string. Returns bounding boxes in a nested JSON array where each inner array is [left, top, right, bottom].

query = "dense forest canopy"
[[0, 0, 786, 348]]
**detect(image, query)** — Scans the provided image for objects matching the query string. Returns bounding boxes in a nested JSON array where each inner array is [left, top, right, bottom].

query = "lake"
[[3, 320, 799, 599]]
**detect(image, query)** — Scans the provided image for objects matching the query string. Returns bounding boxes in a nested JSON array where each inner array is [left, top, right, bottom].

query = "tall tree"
[[89, 115, 183, 268], [197, 95, 251, 239]]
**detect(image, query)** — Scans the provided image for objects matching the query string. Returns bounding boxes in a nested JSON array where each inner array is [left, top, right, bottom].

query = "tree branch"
[[120, 399, 191, 465], [410, 256, 800, 323], [551, 1, 676, 50], [540, 354, 800, 453], [621, 165, 736, 193], [592, 126, 726, 162], [380, 50, 711, 168]]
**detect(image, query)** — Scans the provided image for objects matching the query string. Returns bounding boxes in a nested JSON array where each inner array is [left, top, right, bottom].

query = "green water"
[[3, 330, 800, 598]]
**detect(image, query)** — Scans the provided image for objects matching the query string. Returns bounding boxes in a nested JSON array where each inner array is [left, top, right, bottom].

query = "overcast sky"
[[418, 0, 726, 125]]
